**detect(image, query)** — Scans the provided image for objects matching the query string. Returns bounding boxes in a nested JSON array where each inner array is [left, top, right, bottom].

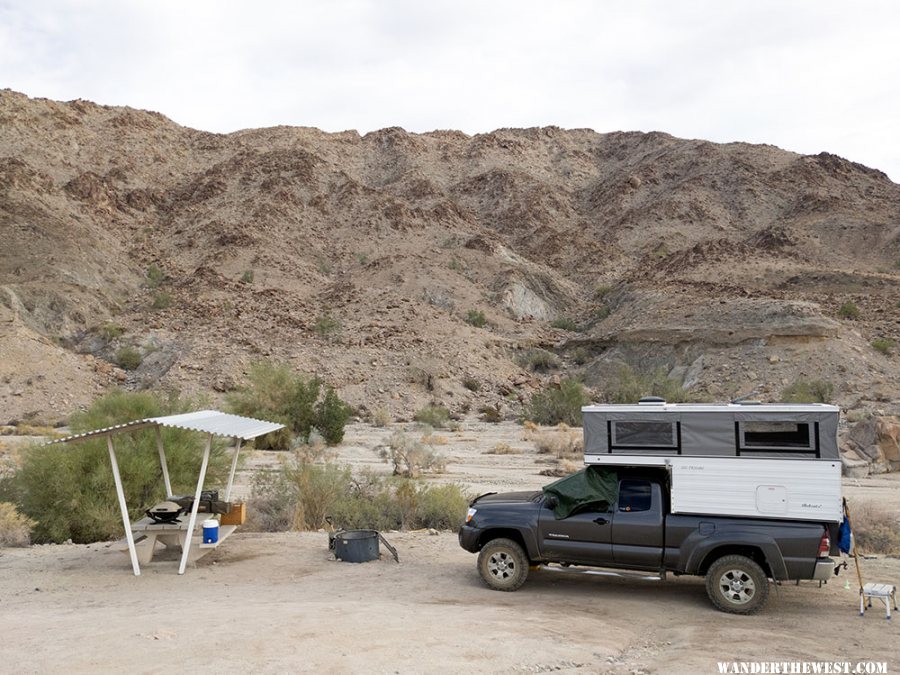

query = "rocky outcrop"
[[840, 417, 900, 477]]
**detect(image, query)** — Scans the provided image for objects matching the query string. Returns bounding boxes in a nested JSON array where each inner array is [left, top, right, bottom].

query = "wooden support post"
[[108, 435, 140, 576], [156, 426, 173, 498], [224, 437, 242, 502], [179, 433, 212, 575]]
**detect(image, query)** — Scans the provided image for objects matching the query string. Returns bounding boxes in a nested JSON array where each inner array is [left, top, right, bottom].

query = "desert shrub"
[[781, 379, 834, 403], [551, 317, 578, 331], [462, 375, 481, 392], [525, 379, 589, 426], [314, 314, 341, 339], [538, 459, 581, 478], [533, 425, 583, 458], [0, 502, 35, 547], [99, 322, 123, 340], [479, 404, 502, 423], [604, 365, 691, 404], [594, 285, 612, 299], [248, 461, 467, 532], [593, 305, 611, 321], [5, 391, 228, 544], [838, 301, 860, 319], [241, 270, 254, 284], [115, 346, 142, 371], [151, 290, 172, 310], [465, 309, 487, 328], [146, 264, 165, 288], [371, 407, 392, 428], [379, 430, 446, 478], [851, 502, 900, 555], [485, 443, 520, 455], [518, 348, 560, 372], [316, 386, 352, 445], [227, 361, 350, 449], [413, 405, 450, 429], [571, 347, 591, 365], [872, 338, 895, 355]]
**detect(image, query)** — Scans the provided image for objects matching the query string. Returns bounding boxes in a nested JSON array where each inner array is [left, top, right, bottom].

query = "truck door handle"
[[593, 517, 609, 525]]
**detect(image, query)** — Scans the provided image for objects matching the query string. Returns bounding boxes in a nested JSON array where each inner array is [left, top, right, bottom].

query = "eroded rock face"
[[840, 417, 900, 477]]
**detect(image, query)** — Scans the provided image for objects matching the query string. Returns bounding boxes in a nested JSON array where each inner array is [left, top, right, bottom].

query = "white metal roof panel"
[[49, 410, 284, 445]]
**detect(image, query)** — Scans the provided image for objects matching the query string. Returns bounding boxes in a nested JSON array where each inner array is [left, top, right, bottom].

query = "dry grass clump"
[[851, 502, 900, 555], [0, 502, 37, 547], [371, 407, 392, 428], [485, 443, 521, 455], [538, 459, 581, 478], [533, 424, 583, 459]]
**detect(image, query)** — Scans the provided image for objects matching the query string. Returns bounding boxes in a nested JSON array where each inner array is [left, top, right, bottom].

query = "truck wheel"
[[705, 554, 769, 614], [478, 538, 529, 591]]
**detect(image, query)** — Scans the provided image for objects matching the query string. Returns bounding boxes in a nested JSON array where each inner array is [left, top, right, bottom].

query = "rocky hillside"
[[1, 89, 899, 448]]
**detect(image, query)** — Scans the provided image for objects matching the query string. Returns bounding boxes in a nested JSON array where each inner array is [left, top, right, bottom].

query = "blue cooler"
[[202, 519, 219, 544]]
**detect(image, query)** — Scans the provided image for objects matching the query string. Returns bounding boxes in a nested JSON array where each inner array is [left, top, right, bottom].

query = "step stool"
[[859, 583, 898, 619]]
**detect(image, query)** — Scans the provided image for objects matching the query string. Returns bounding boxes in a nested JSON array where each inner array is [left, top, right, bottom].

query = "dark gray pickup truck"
[[458, 468, 838, 613]]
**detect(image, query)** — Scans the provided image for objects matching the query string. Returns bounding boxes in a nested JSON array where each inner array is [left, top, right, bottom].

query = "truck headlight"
[[466, 507, 477, 524]]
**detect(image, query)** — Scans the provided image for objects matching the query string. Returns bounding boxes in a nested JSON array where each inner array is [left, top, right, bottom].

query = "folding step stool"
[[860, 583, 898, 620]]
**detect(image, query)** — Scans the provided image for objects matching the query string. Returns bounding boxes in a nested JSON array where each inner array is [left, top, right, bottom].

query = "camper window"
[[611, 421, 677, 449], [739, 421, 815, 452]]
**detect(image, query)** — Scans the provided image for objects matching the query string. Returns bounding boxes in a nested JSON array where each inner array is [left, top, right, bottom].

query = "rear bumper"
[[812, 558, 836, 581]]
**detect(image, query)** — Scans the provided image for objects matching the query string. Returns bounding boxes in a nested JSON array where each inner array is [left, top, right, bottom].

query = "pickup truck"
[[458, 468, 837, 613]]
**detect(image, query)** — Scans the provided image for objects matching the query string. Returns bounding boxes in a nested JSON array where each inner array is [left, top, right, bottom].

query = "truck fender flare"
[[479, 527, 541, 561], [682, 533, 789, 581]]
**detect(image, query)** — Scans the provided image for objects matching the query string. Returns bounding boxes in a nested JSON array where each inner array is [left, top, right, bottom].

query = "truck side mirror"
[[545, 495, 558, 509]]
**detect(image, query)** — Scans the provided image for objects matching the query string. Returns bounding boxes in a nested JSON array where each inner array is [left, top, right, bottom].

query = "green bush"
[[604, 365, 691, 403], [838, 301, 860, 319], [525, 379, 590, 426], [146, 264, 165, 288], [465, 309, 487, 327], [314, 315, 341, 339], [518, 348, 560, 373], [99, 322, 123, 340], [241, 270, 254, 284], [316, 386, 352, 445], [413, 405, 450, 429], [227, 361, 350, 449], [151, 291, 172, 310], [594, 285, 612, 299], [2, 391, 228, 544], [116, 346, 142, 371], [872, 338, 895, 355], [781, 379, 834, 403], [462, 375, 481, 392], [551, 317, 579, 331]]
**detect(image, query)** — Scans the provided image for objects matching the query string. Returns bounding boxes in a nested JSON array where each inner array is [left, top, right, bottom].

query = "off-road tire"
[[705, 554, 769, 614], [477, 538, 529, 592]]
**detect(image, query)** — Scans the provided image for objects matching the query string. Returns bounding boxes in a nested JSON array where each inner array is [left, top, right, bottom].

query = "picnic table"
[[121, 516, 239, 565]]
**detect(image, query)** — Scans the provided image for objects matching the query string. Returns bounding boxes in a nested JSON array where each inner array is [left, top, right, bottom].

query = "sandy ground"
[[2, 421, 899, 674]]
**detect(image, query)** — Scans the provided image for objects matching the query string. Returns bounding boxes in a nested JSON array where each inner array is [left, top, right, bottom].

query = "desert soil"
[[1, 421, 899, 674]]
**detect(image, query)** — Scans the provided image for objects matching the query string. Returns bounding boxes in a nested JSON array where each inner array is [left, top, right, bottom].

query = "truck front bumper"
[[812, 558, 836, 581], [458, 524, 481, 553]]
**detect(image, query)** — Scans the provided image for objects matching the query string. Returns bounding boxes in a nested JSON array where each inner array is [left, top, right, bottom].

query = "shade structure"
[[50, 410, 285, 446], [48, 410, 284, 576]]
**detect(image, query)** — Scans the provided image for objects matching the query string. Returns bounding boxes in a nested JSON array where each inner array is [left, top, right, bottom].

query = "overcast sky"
[[1, 0, 898, 181]]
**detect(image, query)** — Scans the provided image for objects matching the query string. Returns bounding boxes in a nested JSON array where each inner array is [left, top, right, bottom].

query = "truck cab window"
[[618, 480, 652, 512]]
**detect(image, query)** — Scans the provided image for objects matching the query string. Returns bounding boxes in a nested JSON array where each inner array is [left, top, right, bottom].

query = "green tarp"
[[542, 466, 618, 519]]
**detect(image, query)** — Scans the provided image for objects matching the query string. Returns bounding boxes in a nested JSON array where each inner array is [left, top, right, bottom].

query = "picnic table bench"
[[120, 516, 238, 565]]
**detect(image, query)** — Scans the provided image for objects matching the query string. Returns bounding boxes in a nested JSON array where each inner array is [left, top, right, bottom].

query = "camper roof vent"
[[638, 397, 666, 404]]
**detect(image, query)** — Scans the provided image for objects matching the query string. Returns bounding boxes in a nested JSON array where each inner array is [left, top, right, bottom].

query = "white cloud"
[[0, 0, 897, 180]]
